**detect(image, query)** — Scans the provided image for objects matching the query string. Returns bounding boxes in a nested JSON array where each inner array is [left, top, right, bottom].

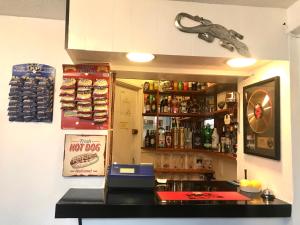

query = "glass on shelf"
[[155, 153, 162, 169], [186, 153, 195, 169], [172, 154, 185, 169], [162, 153, 171, 169]]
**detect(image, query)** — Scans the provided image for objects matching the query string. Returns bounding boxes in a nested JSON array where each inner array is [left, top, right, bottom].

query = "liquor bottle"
[[225, 127, 232, 153], [184, 127, 193, 149], [183, 82, 188, 91], [230, 125, 237, 153], [158, 121, 166, 148], [211, 128, 219, 149], [150, 130, 156, 148], [145, 96, 151, 113], [178, 81, 183, 91], [165, 126, 172, 148], [173, 81, 178, 90], [220, 125, 226, 152], [189, 98, 199, 113], [172, 97, 179, 113], [163, 97, 169, 113], [188, 82, 193, 90], [151, 96, 156, 113], [179, 127, 185, 149], [192, 127, 202, 149], [167, 96, 172, 113], [160, 96, 164, 113], [192, 82, 197, 91], [203, 124, 212, 149], [144, 130, 150, 148]]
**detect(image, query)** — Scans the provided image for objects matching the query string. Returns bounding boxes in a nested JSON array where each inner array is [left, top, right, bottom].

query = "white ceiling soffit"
[[0, 0, 66, 20], [171, 0, 298, 8], [67, 49, 270, 83]]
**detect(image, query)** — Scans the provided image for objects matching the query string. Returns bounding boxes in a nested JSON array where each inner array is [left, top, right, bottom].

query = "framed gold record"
[[243, 77, 280, 160]]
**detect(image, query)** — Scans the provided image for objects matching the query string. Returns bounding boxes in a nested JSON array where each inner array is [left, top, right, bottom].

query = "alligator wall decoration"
[[175, 12, 251, 57]]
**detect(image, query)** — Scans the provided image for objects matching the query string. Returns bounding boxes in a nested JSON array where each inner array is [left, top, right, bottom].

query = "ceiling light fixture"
[[227, 58, 257, 68], [126, 52, 155, 63]]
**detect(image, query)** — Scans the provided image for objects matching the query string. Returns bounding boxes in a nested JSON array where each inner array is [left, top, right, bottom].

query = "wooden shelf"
[[143, 90, 157, 94], [155, 168, 214, 174], [151, 109, 230, 118], [141, 147, 156, 151], [142, 147, 236, 160], [142, 113, 157, 117], [159, 90, 206, 95]]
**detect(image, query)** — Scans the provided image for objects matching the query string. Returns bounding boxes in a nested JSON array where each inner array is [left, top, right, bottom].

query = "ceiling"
[[172, 0, 298, 9], [0, 0, 298, 20]]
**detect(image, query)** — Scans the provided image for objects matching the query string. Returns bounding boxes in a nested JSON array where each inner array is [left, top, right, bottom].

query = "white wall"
[[287, 0, 300, 34], [68, 0, 288, 60], [237, 61, 292, 202], [289, 35, 300, 225], [0, 15, 107, 225]]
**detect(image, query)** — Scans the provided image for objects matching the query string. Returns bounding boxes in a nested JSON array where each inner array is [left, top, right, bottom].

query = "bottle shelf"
[[141, 147, 236, 160], [159, 90, 207, 95], [155, 168, 214, 174], [142, 113, 157, 117], [143, 109, 230, 118]]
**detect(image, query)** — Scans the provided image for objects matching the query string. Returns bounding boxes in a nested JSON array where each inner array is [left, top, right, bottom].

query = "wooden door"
[[112, 83, 142, 164]]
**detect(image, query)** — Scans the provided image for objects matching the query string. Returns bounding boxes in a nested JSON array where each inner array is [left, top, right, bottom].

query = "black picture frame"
[[243, 77, 280, 160]]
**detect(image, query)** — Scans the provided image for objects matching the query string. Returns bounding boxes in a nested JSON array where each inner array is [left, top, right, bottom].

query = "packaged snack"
[[78, 79, 92, 87], [61, 103, 76, 109], [94, 117, 107, 123], [77, 87, 92, 92], [93, 99, 108, 105], [77, 105, 93, 113], [61, 96, 75, 102], [76, 92, 92, 100], [61, 78, 76, 89], [94, 105, 108, 112], [60, 89, 75, 96], [94, 111, 108, 117], [93, 79, 108, 88], [93, 88, 108, 96]]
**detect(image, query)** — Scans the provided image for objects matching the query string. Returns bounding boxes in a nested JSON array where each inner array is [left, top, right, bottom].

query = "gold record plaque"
[[243, 77, 280, 160]]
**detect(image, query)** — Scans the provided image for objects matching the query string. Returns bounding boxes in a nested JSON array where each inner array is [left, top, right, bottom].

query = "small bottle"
[[167, 96, 172, 113], [172, 97, 179, 113], [178, 81, 183, 91], [143, 82, 150, 91], [184, 128, 193, 149], [173, 81, 178, 90], [189, 82, 193, 91], [211, 128, 219, 149], [145, 96, 151, 113], [151, 96, 157, 113], [150, 130, 156, 148], [145, 130, 150, 148], [158, 121, 166, 148], [192, 127, 202, 149], [183, 82, 188, 91], [203, 124, 212, 149], [165, 126, 172, 148], [149, 82, 154, 90], [163, 97, 169, 113], [179, 127, 185, 149]]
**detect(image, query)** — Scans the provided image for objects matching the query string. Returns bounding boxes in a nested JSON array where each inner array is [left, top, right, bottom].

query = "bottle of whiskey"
[[211, 128, 219, 149], [145, 96, 151, 113], [151, 96, 157, 113], [158, 121, 166, 148], [150, 130, 156, 148], [165, 126, 172, 148], [192, 125, 202, 149], [144, 130, 150, 148]]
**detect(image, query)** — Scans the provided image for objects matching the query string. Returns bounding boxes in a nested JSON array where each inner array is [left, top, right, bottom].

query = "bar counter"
[[55, 181, 291, 220]]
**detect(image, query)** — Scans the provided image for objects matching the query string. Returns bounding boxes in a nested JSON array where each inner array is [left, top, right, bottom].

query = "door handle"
[[132, 129, 138, 135]]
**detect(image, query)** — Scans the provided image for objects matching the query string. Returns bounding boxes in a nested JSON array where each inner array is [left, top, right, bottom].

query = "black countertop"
[[55, 181, 291, 218]]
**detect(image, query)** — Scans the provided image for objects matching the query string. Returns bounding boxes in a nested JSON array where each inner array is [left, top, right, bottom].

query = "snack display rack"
[[60, 64, 112, 130]]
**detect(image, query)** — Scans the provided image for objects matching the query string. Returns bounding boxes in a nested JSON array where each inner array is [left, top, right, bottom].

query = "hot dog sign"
[[63, 135, 106, 176]]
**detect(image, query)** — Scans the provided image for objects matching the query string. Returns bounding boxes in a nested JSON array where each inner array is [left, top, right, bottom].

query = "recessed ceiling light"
[[227, 58, 257, 68], [126, 52, 155, 62]]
